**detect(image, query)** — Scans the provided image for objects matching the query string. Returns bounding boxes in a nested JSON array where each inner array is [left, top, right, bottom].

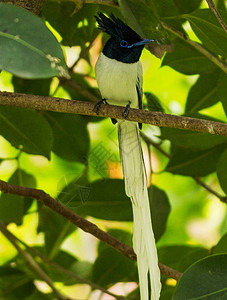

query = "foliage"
[[0, 0, 226, 299]]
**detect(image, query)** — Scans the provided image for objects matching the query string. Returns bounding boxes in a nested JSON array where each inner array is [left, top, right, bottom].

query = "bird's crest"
[[95, 12, 142, 42]]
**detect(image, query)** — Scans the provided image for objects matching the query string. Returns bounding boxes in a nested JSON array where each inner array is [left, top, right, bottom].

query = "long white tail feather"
[[118, 119, 161, 300]]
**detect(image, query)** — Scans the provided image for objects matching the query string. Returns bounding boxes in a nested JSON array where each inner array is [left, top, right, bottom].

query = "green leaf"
[[218, 73, 227, 116], [162, 38, 217, 75], [92, 229, 136, 286], [38, 207, 75, 258], [0, 169, 36, 225], [165, 144, 226, 176], [173, 254, 227, 300], [213, 234, 227, 254], [173, 0, 202, 14], [119, 0, 170, 42], [44, 111, 90, 162], [42, 2, 99, 47], [12, 76, 52, 96], [145, 92, 165, 112], [185, 70, 221, 112], [149, 185, 171, 241], [158, 245, 207, 273], [184, 9, 227, 57], [0, 107, 53, 159], [0, 3, 69, 79], [0, 266, 35, 299], [217, 149, 227, 194], [58, 178, 132, 221]]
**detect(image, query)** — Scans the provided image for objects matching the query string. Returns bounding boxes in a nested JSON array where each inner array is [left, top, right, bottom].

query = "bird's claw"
[[94, 98, 107, 114], [123, 101, 131, 119]]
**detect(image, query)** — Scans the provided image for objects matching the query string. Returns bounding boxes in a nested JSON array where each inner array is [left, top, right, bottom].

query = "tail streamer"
[[118, 119, 161, 300]]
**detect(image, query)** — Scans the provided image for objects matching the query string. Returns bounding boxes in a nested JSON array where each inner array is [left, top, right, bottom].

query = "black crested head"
[[95, 12, 142, 44], [95, 13, 152, 63]]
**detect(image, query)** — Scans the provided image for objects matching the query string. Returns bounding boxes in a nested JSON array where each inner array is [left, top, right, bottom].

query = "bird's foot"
[[123, 101, 131, 119], [94, 98, 107, 114]]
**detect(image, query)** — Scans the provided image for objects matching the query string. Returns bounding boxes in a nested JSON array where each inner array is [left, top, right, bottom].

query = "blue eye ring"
[[120, 40, 128, 48]]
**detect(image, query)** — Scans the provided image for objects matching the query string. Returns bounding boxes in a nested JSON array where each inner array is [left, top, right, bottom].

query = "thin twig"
[[205, 0, 227, 34], [161, 22, 227, 74], [0, 91, 227, 136], [0, 222, 69, 300], [193, 177, 227, 204], [141, 133, 227, 203], [0, 224, 126, 300], [0, 179, 182, 281]]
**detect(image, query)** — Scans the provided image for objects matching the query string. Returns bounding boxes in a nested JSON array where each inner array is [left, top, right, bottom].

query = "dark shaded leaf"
[[161, 113, 227, 150], [0, 107, 53, 159], [173, 254, 227, 300], [149, 185, 171, 241], [218, 73, 227, 116], [184, 9, 227, 57], [44, 111, 90, 162], [173, 0, 202, 14], [58, 178, 132, 221], [0, 3, 69, 78], [158, 245, 208, 275], [0, 266, 35, 299], [185, 70, 221, 112], [42, 2, 99, 47], [217, 149, 227, 194], [0, 169, 36, 225], [38, 206, 75, 257], [12, 76, 51, 96], [213, 233, 227, 254], [92, 229, 136, 286], [119, 0, 172, 58], [145, 92, 165, 112], [162, 38, 217, 75], [165, 144, 226, 176]]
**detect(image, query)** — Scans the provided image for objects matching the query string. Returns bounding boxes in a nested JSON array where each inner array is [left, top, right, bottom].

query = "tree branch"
[[0, 91, 227, 136], [0, 179, 182, 281], [0, 0, 46, 15], [0, 221, 69, 300], [205, 0, 227, 34]]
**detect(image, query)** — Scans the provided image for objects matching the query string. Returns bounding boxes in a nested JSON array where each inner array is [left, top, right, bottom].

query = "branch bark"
[[205, 0, 227, 34], [0, 179, 182, 281], [0, 0, 46, 15], [0, 91, 227, 136]]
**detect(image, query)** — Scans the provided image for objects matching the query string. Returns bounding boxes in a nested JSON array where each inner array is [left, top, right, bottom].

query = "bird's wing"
[[136, 62, 143, 110]]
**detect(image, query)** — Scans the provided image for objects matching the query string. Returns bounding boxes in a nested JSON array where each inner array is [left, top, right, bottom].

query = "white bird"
[[95, 13, 161, 300]]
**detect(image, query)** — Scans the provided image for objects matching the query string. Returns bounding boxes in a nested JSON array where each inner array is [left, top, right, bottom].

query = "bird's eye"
[[120, 40, 128, 48]]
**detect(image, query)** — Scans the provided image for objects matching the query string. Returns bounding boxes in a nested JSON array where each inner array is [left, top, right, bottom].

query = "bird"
[[94, 12, 161, 300]]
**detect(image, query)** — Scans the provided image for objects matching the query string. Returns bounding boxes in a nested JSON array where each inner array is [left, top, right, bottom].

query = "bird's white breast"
[[95, 53, 142, 109]]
